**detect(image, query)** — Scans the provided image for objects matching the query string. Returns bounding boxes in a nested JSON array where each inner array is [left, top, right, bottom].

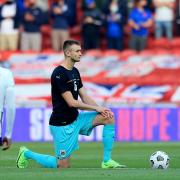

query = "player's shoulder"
[[51, 66, 66, 79], [73, 66, 80, 74], [0, 67, 13, 76], [52, 65, 63, 73]]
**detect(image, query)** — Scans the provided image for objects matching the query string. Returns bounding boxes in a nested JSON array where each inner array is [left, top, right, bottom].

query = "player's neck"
[[61, 59, 74, 70]]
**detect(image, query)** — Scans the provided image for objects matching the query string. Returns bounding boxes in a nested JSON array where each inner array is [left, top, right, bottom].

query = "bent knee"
[[58, 159, 70, 168], [105, 117, 114, 125]]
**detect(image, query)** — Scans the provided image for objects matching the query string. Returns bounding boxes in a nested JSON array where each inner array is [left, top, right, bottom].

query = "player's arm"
[[62, 91, 99, 111], [78, 87, 98, 106], [61, 91, 112, 118]]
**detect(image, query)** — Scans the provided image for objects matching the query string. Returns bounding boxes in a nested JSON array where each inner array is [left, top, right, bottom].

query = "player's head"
[[28, 0, 37, 6], [63, 40, 82, 63], [134, 0, 147, 7]]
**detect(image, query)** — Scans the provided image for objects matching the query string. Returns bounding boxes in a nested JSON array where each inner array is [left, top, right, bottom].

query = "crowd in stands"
[[0, 0, 179, 52]]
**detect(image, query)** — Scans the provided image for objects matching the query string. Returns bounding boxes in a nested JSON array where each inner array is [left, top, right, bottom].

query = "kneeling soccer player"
[[16, 40, 126, 169]]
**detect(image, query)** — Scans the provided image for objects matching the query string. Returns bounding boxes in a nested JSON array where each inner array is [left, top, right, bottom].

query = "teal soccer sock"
[[102, 124, 115, 162], [24, 150, 57, 168]]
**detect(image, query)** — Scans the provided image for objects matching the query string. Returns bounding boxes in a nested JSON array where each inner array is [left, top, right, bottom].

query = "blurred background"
[[0, 0, 180, 143]]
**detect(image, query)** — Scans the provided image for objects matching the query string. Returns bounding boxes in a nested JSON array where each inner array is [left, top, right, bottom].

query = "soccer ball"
[[150, 151, 170, 169]]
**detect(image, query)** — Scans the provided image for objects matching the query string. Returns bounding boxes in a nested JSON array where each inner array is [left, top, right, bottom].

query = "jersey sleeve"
[[76, 68, 83, 89]]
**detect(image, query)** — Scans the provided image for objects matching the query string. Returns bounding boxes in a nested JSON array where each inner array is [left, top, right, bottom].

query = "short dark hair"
[[63, 40, 81, 52]]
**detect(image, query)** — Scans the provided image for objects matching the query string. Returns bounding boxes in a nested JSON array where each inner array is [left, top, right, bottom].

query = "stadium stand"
[[0, 0, 179, 106]]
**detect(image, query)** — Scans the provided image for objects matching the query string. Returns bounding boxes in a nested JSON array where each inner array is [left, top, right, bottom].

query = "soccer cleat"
[[2, 137, 12, 150], [101, 159, 126, 169], [16, 146, 29, 168], [0, 137, 2, 146]]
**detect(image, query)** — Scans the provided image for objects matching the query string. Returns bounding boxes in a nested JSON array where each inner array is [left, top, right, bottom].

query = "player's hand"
[[134, 24, 140, 30], [25, 13, 34, 21], [96, 107, 114, 119], [53, 7, 62, 14], [102, 109, 114, 119]]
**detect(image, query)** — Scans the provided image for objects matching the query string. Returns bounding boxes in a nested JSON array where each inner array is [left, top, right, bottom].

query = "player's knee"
[[105, 116, 115, 125], [57, 159, 70, 168]]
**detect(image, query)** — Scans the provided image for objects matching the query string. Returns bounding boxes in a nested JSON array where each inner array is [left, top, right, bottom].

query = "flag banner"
[[1, 52, 179, 85]]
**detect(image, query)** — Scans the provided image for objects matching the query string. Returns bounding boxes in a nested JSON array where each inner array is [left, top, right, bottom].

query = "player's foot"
[[101, 159, 126, 169], [16, 146, 29, 168], [0, 137, 2, 146], [2, 137, 12, 150]]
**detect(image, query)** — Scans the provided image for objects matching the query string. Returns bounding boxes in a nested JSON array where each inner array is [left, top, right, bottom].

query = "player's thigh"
[[78, 112, 98, 136], [50, 124, 79, 163], [92, 113, 114, 127]]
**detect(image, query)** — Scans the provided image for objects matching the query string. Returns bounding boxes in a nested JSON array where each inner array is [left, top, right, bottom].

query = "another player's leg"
[[2, 137, 12, 150], [2, 87, 15, 150], [0, 138, 2, 146], [93, 114, 126, 168], [0, 112, 3, 146]]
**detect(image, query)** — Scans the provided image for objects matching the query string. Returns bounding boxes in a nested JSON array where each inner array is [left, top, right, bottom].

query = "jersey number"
[[74, 81, 77, 91]]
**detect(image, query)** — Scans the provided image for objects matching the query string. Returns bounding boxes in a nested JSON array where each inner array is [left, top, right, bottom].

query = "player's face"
[[139, 0, 147, 7], [69, 44, 82, 62]]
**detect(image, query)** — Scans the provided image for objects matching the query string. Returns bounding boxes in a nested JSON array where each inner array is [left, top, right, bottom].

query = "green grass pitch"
[[0, 142, 180, 180]]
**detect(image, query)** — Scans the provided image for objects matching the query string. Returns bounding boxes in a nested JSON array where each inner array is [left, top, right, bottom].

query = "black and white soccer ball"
[[150, 151, 170, 169]]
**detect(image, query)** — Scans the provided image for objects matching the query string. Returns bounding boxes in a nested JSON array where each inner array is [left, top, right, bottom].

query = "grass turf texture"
[[0, 142, 180, 180]]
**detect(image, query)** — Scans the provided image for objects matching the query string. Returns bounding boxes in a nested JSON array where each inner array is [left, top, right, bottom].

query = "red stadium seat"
[[139, 49, 155, 56], [84, 49, 102, 57], [153, 48, 170, 55], [103, 49, 121, 58], [147, 38, 155, 49], [0, 51, 16, 61], [170, 48, 180, 56], [41, 49, 57, 54], [169, 38, 180, 49], [152, 38, 171, 49]]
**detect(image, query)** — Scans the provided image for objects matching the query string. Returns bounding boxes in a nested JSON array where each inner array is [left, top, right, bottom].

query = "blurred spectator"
[[36, 0, 49, 24], [153, 0, 175, 39], [20, 0, 43, 51], [145, 0, 154, 10], [82, 0, 103, 50], [176, 0, 180, 36], [66, 0, 77, 27], [50, 0, 70, 51], [16, 0, 25, 12], [36, 0, 49, 12], [82, 0, 104, 10], [128, 0, 153, 51], [0, 0, 21, 51], [103, 0, 128, 50]]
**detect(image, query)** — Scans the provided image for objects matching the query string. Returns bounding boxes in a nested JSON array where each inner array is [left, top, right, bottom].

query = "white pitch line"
[[0, 167, 145, 170]]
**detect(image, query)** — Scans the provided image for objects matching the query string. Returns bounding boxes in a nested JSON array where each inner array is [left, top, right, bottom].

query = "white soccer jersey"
[[0, 67, 15, 111], [0, 67, 15, 138]]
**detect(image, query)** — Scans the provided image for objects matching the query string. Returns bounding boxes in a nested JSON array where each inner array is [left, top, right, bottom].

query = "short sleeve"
[[76, 68, 83, 89]]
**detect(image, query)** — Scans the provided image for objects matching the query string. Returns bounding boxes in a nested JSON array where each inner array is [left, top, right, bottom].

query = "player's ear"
[[65, 49, 71, 57]]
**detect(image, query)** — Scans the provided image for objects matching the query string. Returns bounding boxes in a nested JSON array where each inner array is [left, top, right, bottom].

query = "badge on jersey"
[[60, 150, 66, 158]]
